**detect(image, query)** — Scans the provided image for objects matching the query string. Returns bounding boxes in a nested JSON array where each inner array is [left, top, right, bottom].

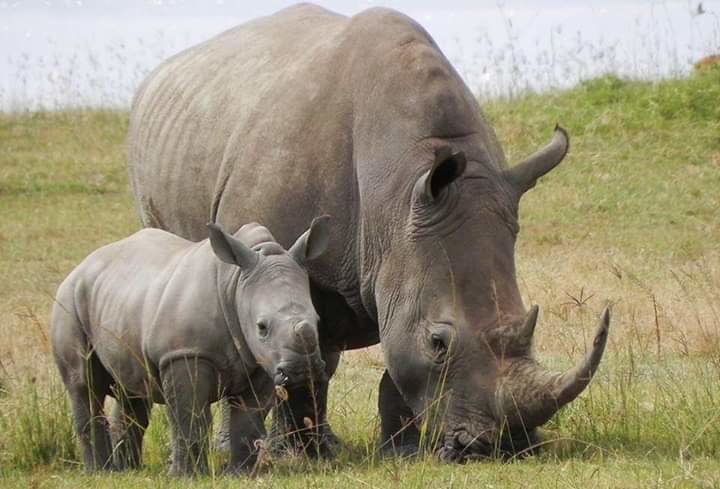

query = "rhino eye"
[[431, 333, 448, 361], [257, 321, 269, 338]]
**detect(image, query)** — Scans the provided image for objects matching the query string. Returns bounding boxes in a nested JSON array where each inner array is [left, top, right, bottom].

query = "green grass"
[[486, 67, 720, 262], [1, 67, 719, 488]]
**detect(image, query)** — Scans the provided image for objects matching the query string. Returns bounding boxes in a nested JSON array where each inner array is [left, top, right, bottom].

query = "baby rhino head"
[[207, 217, 331, 389]]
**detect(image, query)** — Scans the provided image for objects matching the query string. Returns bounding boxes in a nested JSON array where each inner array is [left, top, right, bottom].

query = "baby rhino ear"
[[289, 215, 332, 265], [207, 222, 258, 270]]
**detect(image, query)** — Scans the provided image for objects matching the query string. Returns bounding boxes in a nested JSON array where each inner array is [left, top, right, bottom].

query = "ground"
[[1, 67, 719, 488]]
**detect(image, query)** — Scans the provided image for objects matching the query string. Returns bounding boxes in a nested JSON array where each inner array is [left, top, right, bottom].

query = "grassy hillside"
[[0, 66, 719, 488]]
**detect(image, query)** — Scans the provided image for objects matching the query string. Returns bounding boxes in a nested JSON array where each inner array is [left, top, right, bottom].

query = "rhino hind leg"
[[111, 394, 152, 470], [378, 369, 420, 458], [62, 352, 114, 471], [161, 357, 217, 476], [52, 303, 114, 471]]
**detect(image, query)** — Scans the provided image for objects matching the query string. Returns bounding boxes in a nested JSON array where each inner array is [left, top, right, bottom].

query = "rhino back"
[[128, 4, 507, 332], [58, 229, 239, 397], [129, 5, 352, 243]]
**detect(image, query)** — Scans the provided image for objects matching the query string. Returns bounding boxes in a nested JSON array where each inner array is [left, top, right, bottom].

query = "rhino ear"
[[207, 222, 258, 270], [414, 147, 467, 202], [289, 215, 331, 265]]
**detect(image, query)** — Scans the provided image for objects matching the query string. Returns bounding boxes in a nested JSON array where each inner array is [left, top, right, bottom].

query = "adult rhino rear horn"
[[498, 307, 611, 430], [503, 125, 570, 193]]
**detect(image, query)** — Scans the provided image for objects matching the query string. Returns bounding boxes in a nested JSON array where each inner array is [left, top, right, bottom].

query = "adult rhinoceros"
[[128, 3, 610, 460]]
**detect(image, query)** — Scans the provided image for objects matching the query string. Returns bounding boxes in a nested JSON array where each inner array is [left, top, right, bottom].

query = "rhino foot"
[[223, 455, 264, 478], [380, 442, 419, 459], [267, 426, 336, 460], [319, 423, 341, 448]]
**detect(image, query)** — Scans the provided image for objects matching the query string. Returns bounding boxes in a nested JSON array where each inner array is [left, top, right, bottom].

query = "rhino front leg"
[[224, 379, 273, 475], [308, 349, 342, 452], [379, 369, 420, 458], [214, 397, 232, 452], [111, 394, 152, 470], [268, 349, 340, 458], [161, 357, 217, 476], [316, 349, 341, 448]]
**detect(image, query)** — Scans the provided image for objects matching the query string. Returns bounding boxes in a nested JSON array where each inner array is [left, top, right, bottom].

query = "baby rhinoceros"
[[51, 217, 331, 476]]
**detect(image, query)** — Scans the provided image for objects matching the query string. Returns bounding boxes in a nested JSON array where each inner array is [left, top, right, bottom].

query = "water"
[[1, 0, 719, 111]]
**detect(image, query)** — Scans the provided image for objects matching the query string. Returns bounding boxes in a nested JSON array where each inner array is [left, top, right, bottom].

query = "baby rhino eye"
[[257, 321, 269, 337]]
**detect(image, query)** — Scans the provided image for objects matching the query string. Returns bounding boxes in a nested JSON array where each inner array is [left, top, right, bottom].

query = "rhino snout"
[[273, 355, 327, 388], [437, 426, 541, 462]]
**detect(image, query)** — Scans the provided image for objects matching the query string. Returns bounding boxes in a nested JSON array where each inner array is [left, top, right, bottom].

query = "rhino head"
[[207, 217, 331, 389], [374, 127, 611, 460]]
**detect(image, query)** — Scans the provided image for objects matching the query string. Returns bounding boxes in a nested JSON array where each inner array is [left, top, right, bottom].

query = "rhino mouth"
[[437, 429, 494, 463], [273, 355, 327, 388], [437, 427, 541, 462]]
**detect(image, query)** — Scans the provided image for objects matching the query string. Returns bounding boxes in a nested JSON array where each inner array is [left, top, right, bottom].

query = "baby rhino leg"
[[224, 376, 274, 475], [52, 294, 113, 471], [161, 357, 218, 476], [111, 392, 152, 470], [63, 353, 114, 471]]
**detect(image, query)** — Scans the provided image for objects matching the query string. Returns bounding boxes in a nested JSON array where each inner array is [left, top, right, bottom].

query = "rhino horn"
[[548, 307, 610, 407], [517, 304, 539, 345], [501, 307, 610, 427], [293, 320, 319, 351], [503, 125, 569, 194]]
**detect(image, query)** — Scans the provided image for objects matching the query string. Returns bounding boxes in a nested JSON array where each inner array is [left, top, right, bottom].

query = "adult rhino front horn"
[[127, 3, 611, 460]]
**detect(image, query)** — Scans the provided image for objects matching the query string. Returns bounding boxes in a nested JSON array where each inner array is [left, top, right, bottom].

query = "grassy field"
[[1, 66, 719, 488]]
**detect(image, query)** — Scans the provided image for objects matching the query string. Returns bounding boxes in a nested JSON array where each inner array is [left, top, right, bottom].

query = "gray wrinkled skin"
[[128, 4, 611, 461], [51, 219, 329, 475]]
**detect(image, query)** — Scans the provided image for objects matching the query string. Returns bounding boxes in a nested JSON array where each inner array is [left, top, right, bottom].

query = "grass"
[[1, 66, 719, 487]]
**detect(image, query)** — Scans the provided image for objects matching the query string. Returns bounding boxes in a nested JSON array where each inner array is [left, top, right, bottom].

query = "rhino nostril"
[[274, 367, 289, 386], [293, 320, 308, 335]]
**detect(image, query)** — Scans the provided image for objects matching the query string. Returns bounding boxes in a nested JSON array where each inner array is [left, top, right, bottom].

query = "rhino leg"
[[223, 379, 273, 475], [161, 357, 217, 476], [378, 369, 420, 458], [214, 397, 232, 452], [317, 352, 340, 450], [268, 350, 340, 459], [69, 383, 114, 471], [111, 394, 152, 470], [53, 310, 114, 471], [61, 352, 114, 471], [316, 350, 341, 448]]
